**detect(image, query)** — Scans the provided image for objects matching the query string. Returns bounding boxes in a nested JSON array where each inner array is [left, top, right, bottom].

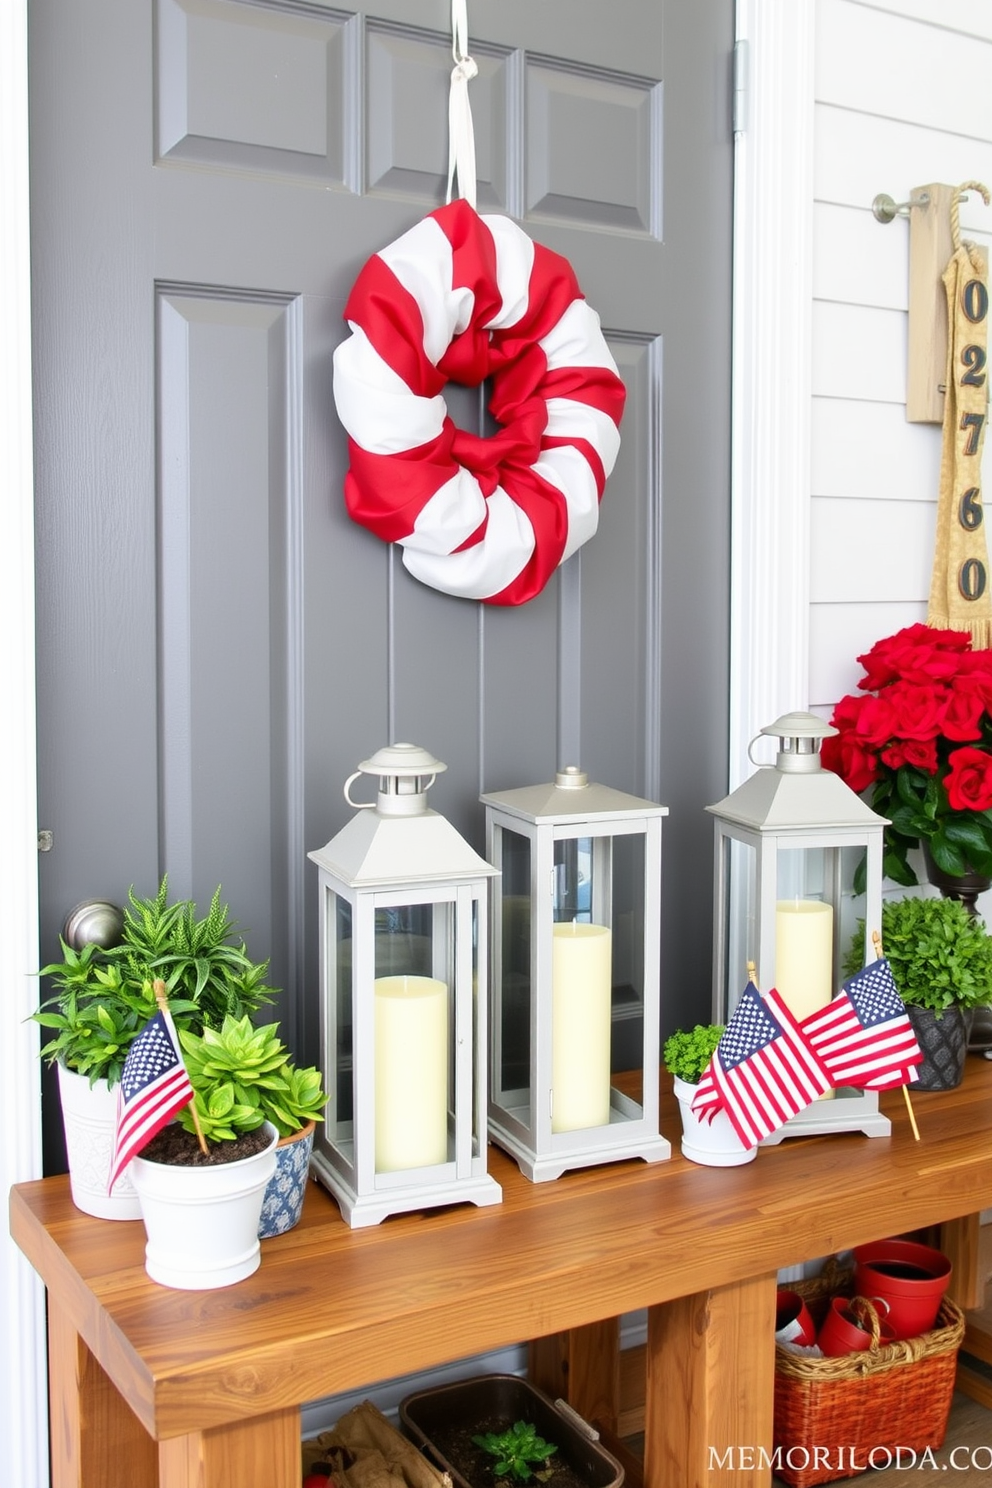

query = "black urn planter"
[[922, 843, 992, 913], [921, 845, 992, 1052], [905, 1005, 969, 1090]]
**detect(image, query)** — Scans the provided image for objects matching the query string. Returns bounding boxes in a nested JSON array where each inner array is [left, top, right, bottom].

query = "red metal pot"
[[852, 1238, 951, 1340]]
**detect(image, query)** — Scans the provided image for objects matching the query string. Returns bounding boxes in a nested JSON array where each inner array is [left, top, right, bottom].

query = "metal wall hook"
[[872, 191, 930, 223], [873, 187, 979, 224]]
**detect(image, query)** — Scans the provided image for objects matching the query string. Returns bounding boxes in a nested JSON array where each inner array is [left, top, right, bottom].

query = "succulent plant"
[[177, 1014, 327, 1144]]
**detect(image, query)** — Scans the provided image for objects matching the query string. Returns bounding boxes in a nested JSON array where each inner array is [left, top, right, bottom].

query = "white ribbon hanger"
[[446, 0, 478, 210]]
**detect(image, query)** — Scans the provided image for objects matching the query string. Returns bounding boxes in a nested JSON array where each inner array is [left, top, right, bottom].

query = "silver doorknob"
[[61, 899, 124, 950]]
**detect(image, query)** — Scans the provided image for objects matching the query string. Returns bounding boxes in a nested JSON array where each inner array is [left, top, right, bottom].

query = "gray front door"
[[30, 0, 733, 1165]]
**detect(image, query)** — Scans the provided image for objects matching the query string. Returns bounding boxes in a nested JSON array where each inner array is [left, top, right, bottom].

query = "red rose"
[[956, 652, 992, 710], [881, 738, 939, 774], [829, 692, 869, 730], [940, 684, 985, 742], [857, 625, 969, 690], [820, 731, 879, 794], [851, 694, 896, 746], [882, 682, 945, 741], [944, 746, 992, 811]]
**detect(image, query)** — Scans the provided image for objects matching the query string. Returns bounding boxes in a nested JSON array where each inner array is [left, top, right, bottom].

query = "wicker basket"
[[773, 1262, 965, 1488]]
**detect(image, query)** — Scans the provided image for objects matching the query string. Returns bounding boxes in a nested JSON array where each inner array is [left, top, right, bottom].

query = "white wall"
[[808, 0, 992, 713]]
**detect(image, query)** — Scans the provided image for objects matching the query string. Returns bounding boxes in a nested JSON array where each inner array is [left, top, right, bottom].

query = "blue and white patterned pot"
[[258, 1121, 315, 1238]]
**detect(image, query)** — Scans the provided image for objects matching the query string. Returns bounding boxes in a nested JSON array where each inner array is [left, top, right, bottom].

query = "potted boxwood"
[[663, 1023, 757, 1166], [32, 878, 275, 1219], [176, 1013, 327, 1236], [843, 895, 992, 1090], [130, 1012, 325, 1287]]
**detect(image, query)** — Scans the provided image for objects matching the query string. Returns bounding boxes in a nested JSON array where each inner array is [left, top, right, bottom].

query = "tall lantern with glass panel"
[[308, 743, 501, 1226], [708, 712, 891, 1140], [482, 767, 671, 1181]]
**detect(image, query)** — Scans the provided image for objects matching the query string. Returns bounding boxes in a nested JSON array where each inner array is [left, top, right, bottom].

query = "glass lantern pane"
[[373, 901, 451, 1173], [610, 832, 646, 1094], [373, 904, 434, 978], [715, 835, 756, 1018], [469, 897, 482, 1154], [775, 846, 839, 1021], [331, 892, 353, 1139], [496, 827, 532, 1113], [551, 831, 646, 1130], [553, 837, 592, 921]]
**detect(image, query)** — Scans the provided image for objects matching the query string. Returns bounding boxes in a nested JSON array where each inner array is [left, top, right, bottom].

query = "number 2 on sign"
[[955, 276, 988, 602]]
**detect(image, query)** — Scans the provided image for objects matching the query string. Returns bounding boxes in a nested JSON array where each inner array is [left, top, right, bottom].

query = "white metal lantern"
[[308, 743, 502, 1227], [481, 767, 671, 1182], [708, 711, 891, 1141]]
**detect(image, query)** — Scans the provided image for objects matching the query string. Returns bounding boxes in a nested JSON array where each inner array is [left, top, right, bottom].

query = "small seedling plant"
[[471, 1420, 558, 1482]]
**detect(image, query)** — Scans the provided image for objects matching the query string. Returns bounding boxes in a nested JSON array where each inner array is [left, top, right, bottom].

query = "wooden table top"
[[12, 1064, 992, 1444]]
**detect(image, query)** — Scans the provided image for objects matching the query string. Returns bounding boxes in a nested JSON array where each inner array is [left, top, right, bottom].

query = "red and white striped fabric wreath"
[[332, 199, 626, 605]]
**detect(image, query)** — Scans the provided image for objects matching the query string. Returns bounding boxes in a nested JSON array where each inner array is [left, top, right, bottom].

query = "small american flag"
[[800, 957, 923, 1092], [107, 1008, 194, 1191], [691, 980, 832, 1147]]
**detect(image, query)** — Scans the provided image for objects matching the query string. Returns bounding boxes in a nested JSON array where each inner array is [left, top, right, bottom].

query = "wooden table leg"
[[48, 1296, 299, 1488], [158, 1411, 300, 1488], [530, 1319, 620, 1433], [938, 1213, 984, 1310], [48, 1300, 158, 1488], [643, 1273, 776, 1488]]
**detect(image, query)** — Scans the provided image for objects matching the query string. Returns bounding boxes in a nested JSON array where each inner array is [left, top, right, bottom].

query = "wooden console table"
[[11, 1064, 992, 1488]]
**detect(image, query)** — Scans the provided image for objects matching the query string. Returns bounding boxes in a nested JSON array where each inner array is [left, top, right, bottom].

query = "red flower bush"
[[821, 623, 992, 885]]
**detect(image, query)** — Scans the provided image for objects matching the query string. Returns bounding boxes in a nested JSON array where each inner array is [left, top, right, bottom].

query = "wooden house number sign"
[[928, 184, 991, 644]]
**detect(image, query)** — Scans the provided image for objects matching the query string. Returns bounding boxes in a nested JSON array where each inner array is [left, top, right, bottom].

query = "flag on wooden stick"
[[107, 1001, 194, 1191], [800, 956, 923, 1092], [691, 979, 832, 1148]]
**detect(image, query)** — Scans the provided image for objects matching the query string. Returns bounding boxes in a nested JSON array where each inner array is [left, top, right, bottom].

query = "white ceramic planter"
[[130, 1123, 279, 1289], [57, 1062, 143, 1220], [672, 1077, 757, 1167]]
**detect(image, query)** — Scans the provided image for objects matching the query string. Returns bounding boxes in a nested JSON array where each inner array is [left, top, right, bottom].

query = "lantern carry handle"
[[343, 771, 376, 809], [343, 769, 437, 809]]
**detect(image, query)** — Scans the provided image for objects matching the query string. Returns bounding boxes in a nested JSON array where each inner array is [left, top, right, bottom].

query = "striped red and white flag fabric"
[[107, 1008, 194, 1192], [800, 956, 923, 1092], [332, 199, 626, 605], [691, 980, 833, 1148]]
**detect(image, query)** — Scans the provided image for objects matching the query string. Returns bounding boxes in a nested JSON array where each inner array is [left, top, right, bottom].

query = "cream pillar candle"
[[374, 975, 448, 1171], [551, 922, 612, 1132], [775, 900, 834, 1020]]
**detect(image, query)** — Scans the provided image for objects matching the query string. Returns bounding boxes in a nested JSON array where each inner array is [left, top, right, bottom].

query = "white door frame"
[[0, 2, 813, 1479], [730, 0, 815, 784], [0, 2, 48, 1483]]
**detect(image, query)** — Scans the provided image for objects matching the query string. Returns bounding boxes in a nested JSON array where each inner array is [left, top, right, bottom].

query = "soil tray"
[[399, 1374, 623, 1488]]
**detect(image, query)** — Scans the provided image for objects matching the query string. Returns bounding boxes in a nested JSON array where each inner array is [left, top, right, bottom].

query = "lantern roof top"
[[308, 805, 497, 889], [481, 767, 668, 825], [706, 764, 889, 833]]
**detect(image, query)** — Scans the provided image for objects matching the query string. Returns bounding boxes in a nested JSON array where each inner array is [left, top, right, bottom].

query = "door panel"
[[31, 0, 733, 1168]]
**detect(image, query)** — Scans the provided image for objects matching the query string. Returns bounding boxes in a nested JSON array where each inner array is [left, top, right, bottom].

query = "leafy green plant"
[[662, 1023, 725, 1084], [843, 896, 992, 1016], [33, 877, 275, 1088], [471, 1421, 558, 1483], [177, 1014, 327, 1144]]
